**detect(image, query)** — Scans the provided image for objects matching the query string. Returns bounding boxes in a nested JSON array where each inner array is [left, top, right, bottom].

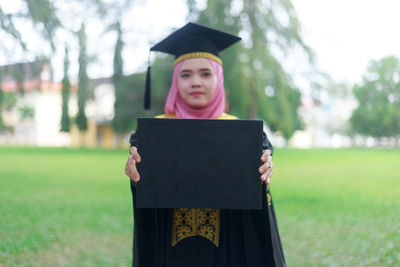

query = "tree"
[[112, 22, 123, 86], [112, 21, 126, 146], [112, 53, 172, 139], [60, 47, 71, 132], [113, 72, 146, 134], [186, 0, 312, 139], [0, 69, 3, 131], [0, 0, 60, 54], [111, 20, 156, 143], [75, 23, 89, 132], [350, 56, 400, 140], [149, 56, 174, 114]]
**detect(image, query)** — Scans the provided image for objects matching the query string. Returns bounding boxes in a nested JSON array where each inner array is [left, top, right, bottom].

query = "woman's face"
[[177, 58, 218, 109]]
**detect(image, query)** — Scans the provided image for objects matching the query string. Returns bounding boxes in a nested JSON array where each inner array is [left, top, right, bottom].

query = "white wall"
[[34, 91, 70, 146]]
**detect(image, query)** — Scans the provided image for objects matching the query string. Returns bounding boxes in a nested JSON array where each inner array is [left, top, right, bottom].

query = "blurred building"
[[1, 61, 361, 149], [288, 97, 357, 148], [0, 61, 119, 148]]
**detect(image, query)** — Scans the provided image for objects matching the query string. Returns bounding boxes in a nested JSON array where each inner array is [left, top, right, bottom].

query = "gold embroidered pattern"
[[267, 184, 271, 206], [155, 113, 238, 120], [267, 192, 272, 206], [174, 52, 223, 66], [172, 208, 220, 247]]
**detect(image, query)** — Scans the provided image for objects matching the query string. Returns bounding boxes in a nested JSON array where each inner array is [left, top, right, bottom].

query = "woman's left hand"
[[259, 149, 274, 184]]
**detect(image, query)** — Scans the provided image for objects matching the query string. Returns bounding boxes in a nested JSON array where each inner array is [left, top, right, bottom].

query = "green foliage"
[[0, 8, 26, 50], [18, 105, 35, 120], [76, 23, 89, 131], [113, 73, 148, 133], [61, 47, 71, 132], [112, 22, 123, 85], [186, 0, 311, 139], [350, 56, 400, 138], [1, 147, 400, 265], [1, 92, 17, 111], [111, 21, 152, 135], [0, 60, 47, 96], [117, 54, 172, 134], [14, 63, 26, 94], [0, 112, 3, 132], [108, 11, 151, 136], [24, 0, 61, 50], [192, 0, 248, 118], [149, 56, 174, 114], [112, 21, 126, 134], [0, 0, 60, 52], [0, 70, 3, 131], [112, 55, 172, 134]]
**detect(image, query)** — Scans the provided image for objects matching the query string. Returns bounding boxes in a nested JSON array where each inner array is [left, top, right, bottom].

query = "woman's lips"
[[190, 92, 204, 97]]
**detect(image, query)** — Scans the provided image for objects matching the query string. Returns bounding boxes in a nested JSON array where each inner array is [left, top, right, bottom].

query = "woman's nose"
[[191, 75, 201, 86]]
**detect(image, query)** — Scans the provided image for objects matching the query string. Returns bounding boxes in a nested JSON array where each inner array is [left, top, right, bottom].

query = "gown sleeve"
[[262, 132, 273, 155], [130, 132, 137, 147], [261, 133, 286, 266]]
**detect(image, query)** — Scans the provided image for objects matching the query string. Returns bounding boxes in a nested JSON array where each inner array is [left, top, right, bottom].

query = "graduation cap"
[[144, 22, 241, 109]]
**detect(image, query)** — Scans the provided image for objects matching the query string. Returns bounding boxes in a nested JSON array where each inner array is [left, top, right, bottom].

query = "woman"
[[125, 22, 285, 267]]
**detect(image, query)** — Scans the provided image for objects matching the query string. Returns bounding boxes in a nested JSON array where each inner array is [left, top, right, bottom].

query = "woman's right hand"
[[125, 146, 141, 183]]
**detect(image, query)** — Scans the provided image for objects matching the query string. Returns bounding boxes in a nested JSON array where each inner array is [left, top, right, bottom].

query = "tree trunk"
[[116, 132, 124, 149], [248, 91, 258, 119], [79, 131, 85, 148]]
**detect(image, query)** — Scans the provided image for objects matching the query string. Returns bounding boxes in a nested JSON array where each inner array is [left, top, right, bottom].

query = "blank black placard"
[[135, 118, 263, 209]]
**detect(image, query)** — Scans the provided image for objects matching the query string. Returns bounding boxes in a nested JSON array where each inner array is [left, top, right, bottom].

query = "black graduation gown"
[[129, 132, 286, 267]]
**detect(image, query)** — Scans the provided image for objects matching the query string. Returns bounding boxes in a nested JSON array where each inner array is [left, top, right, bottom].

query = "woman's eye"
[[202, 72, 211, 77], [181, 73, 190, 78]]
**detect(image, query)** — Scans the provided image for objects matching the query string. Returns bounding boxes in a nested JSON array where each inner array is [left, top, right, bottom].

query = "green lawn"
[[272, 149, 400, 266], [1, 147, 399, 266], [0, 147, 132, 266]]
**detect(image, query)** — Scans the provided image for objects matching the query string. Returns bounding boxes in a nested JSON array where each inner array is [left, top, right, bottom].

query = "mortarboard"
[[144, 22, 242, 109]]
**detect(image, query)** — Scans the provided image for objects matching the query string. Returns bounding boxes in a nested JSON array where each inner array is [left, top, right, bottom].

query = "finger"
[[267, 170, 274, 184], [265, 168, 273, 179], [261, 167, 273, 182], [125, 156, 140, 182], [260, 167, 268, 181], [124, 156, 133, 177], [130, 146, 141, 162], [261, 149, 271, 162], [129, 159, 140, 182], [132, 151, 141, 163], [124, 157, 133, 179], [259, 162, 268, 174], [263, 154, 273, 169], [260, 172, 267, 182], [259, 155, 274, 173], [267, 156, 273, 169]]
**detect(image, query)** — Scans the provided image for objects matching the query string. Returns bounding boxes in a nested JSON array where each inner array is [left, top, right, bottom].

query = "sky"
[[2, 0, 400, 86], [292, 0, 400, 84], [120, 0, 400, 86]]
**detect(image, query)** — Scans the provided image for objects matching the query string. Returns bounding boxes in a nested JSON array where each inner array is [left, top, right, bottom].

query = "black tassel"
[[144, 65, 151, 110]]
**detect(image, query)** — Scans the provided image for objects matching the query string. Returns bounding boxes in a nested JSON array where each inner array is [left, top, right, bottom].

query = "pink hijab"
[[164, 58, 225, 119]]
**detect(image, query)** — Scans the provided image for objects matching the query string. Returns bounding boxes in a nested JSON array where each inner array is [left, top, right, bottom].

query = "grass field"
[[1, 146, 399, 266]]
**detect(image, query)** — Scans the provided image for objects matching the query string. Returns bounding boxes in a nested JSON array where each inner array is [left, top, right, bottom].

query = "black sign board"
[[135, 118, 263, 209]]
